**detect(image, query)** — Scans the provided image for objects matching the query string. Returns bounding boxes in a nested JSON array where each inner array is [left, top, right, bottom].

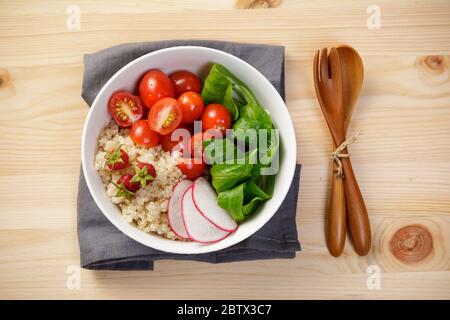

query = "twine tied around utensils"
[[331, 132, 361, 178]]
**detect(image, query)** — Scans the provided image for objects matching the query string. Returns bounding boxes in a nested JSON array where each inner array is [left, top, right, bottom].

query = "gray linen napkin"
[[78, 40, 301, 270]]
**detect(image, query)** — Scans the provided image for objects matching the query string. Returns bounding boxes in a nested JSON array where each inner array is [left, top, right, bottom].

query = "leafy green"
[[200, 63, 279, 224], [217, 180, 273, 223], [202, 64, 273, 124], [258, 128, 279, 166], [222, 84, 240, 120], [210, 149, 257, 192], [201, 64, 233, 104], [203, 137, 241, 165], [239, 101, 272, 130], [232, 118, 261, 147], [201, 65, 243, 120]]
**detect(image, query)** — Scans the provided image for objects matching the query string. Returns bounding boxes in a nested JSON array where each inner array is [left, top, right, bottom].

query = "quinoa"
[[94, 121, 184, 240]]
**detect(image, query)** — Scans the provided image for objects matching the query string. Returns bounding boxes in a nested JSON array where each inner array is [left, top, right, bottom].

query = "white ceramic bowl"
[[81, 46, 296, 254]]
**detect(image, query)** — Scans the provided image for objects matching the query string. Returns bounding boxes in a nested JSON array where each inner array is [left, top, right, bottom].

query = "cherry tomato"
[[117, 174, 140, 193], [139, 69, 175, 108], [169, 71, 202, 97], [105, 146, 129, 170], [201, 103, 232, 136], [108, 91, 144, 127], [190, 132, 203, 159], [148, 97, 183, 135], [177, 158, 206, 180], [178, 91, 204, 124], [130, 120, 160, 147], [160, 124, 191, 154], [189, 131, 219, 159]]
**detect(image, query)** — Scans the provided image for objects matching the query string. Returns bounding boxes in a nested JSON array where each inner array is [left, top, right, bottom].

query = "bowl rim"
[[81, 45, 297, 254]]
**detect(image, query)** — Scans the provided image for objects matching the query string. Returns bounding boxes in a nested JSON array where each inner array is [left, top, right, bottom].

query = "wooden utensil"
[[313, 47, 371, 256], [326, 45, 364, 257]]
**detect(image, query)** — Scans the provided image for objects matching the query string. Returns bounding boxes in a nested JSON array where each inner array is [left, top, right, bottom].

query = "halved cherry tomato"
[[148, 97, 183, 135], [169, 71, 202, 97], [178, 91, 204, 124], [160, 124, 192, 154], [139, 69, 175, 109], [201, 103, 232, 136], [105, 146, 129, 170], [177, 157, 206, 180], [130, 120, 160, 147], [108, 91, 144, 127]]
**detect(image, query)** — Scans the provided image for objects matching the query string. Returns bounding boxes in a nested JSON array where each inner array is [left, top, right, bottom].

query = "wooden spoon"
[[313, 47, 371, 256], [327, 45, 364, 257]]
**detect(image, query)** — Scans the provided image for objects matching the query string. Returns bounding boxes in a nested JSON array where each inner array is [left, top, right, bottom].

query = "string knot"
[[331, 132, 360, 178]]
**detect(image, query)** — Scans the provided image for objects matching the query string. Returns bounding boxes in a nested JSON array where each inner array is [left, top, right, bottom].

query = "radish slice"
[[167, 179, 192, 239], [181, 185, 231, 243], [192, 177, 238, 232]]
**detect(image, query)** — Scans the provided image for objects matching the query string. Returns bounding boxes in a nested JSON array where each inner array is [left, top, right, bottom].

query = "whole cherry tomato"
[[139, 69, 174, 108], [169, 70, 202, 97], [130, 120, 160, 147], [177, 157, 206, 180], [160, 124, 192, 154], [201, 103, 232, 136], [178, 91, 204, 124]]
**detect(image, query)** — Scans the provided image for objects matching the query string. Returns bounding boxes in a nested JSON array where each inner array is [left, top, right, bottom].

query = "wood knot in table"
[[424, 55, 448, 73], [0, 68, 15, 99], [389, 224, 433, 264], [236, 0, 282, 9], [0, 68, 10, 88], [415, 55, 449, 84]]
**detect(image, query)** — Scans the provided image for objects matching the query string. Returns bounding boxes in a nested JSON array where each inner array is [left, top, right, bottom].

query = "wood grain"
[[0, 0, 449, 299]]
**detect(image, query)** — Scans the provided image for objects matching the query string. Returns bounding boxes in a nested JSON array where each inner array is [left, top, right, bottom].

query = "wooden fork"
[[313, 47, 371, 256]]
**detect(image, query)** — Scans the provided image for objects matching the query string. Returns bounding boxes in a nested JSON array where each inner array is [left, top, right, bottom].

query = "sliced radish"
[[181, 185, 231, 243], [192, 177, 238, 232], [167, 179, 192, 239]]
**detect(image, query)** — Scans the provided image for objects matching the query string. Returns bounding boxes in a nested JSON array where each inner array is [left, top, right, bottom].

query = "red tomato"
[[201, 103, 232, 136], [177, 158, 206, 180], [130, 120, 160, 147], [190, 132, 204, 159], [148, 97, 183, 135], [169, 71, 202, 97], [108, 91, 144, 127], [189, 131, 219, 159], [178, 91, 204, 124], [160, 124, 192, 154], [139, 69, 175, 108], [106, 146, 129, 170]]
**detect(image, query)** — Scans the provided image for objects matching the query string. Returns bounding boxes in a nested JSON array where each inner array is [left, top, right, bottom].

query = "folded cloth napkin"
[[78, 40, 301, 270]]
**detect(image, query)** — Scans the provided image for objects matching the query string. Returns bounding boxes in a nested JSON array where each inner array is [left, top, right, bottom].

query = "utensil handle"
[[327, 167, 346, 257], [341, 154, 371, 255]]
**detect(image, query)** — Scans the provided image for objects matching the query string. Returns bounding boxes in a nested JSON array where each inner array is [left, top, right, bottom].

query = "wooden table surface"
[[1, 0, 449, 300]]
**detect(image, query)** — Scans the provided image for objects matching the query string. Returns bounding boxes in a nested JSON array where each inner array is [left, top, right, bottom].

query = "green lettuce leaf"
[[222, 84, 240, 120], [217, 180, 273, 223], [201, 63, 278, 224], [210, 149, 257, 192]]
